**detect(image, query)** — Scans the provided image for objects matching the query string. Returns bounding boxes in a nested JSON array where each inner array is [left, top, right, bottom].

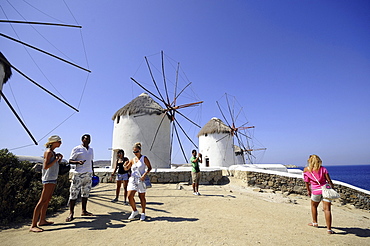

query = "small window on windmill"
[[205, 133, 208, 137], [205, 157, 209, 167], [117, 116, 120, 124]]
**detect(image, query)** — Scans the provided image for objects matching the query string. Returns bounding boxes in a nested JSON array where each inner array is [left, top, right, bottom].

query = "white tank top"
[[131, 155, 146, 178]]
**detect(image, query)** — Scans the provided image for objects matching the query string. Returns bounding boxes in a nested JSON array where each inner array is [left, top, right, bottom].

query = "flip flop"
[[327, 230, 335, 234], [29, 226, 44, 232], [66, 216, 74, 222], [308, 222, 318, 227], [81, 211, 94, 216]]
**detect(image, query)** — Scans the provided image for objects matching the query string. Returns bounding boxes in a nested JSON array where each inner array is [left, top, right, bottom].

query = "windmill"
[[130, 51, 203, 163], [215, 93, 266, 164], [0, 2, 90, 146]]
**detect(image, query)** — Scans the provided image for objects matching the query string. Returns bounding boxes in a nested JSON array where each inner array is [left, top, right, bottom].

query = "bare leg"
[[39, 184, 56, 226], [192, 183, 196, 192], [30, 183, 55, 232], [128, 190, 137, 211], [81, 197, 93, 215], [310, 200, 320, 225], [115, 180, 122, 199], [195, 183, 199, 193], [138, 193, 146, 214], [323, 201, 332, 231], [66, 199, 76, 222], [123, 180, 129, 202]]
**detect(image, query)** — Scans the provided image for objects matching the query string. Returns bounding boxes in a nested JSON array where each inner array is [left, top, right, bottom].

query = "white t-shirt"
[[70, 144, 94, 173]]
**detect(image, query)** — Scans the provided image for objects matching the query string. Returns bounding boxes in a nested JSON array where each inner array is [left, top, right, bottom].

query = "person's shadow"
[[45, 212, 127, 231], [332, 227, 370, 237]]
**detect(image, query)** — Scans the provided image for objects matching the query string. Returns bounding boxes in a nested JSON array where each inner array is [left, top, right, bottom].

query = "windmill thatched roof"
[[0, 52, 12, 84], [112, 93, 165, 120], [197, 117, 231, 137]]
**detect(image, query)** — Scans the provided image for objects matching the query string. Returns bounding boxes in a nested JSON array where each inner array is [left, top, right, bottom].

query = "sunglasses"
[[133, 150, 140, 153]]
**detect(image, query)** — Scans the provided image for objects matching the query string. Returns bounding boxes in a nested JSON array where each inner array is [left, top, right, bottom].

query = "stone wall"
[[93, 169, 225, 185], [225, 169, 370, 211]]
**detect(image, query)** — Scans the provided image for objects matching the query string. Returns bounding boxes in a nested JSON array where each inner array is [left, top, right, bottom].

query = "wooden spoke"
[[237, 126, 255, 131], [216, 100, 231, 127], [0, 58, 79, 112], [150, 113, 169, 151], [0, 91, 38, 145], [234, 106, 243, 124], [130, 77, 166, 105], [173, 62, 180, 107], [161, 51, 171, 105], [0, 20, 81, 28], [238, 131, 252, 139], [173, 123, 188, 163], [173, 109, 201, 128], [225, 93, 235, 126], [174, 118, 198, 149], [171, 82, 192, 106], [0, 33, 91, 73], [216, 134, 229, 143], [144, 56, 167, 105]]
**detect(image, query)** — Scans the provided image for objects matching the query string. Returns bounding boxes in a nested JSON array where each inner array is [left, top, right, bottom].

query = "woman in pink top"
[[303, 155, 335, 234]]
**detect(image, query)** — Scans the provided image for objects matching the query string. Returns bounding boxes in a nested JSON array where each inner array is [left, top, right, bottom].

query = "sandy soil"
[[1, 178, 369, 246]]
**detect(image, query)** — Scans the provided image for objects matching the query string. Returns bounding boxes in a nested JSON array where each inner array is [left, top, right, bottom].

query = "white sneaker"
[[193, 192, 198, 195], [140, 213, 146, 221], [128, 210, 139, 220], [197, 192, 201, 196]]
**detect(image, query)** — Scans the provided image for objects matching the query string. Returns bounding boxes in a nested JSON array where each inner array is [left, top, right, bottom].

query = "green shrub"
[[0, 149, 70, 227]]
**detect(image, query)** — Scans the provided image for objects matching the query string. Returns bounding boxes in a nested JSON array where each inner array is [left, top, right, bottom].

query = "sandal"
[[66, 216, 74, 222], [308, 222, 318, 227], [29, 226, 44, 232], [327, 230, 335, 234]]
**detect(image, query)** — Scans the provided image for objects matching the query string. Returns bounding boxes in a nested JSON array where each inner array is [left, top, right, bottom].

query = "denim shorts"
[[311, 194, 331, 203], [116, 173, 129, 181], [42, 180, 57, 184]]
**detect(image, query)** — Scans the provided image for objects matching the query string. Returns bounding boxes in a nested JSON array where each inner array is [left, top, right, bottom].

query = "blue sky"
[[1, 0, 369, 166]]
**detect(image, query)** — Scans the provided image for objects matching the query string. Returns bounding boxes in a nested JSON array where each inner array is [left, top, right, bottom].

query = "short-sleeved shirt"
[[303, 166, 328, 195], [70, 144, 94, 173], [190, 156, 200, 173]]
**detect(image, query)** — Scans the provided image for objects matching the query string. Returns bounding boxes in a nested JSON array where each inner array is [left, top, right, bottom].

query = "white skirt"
[[127, 176, 146, 193]]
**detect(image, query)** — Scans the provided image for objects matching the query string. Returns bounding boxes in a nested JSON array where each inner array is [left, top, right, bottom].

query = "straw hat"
[[44, 135, 62, 147]]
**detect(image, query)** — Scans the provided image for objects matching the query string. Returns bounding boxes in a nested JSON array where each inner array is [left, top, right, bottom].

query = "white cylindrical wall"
[[111, 113, 171, 168], [198, 133, 235, 167]]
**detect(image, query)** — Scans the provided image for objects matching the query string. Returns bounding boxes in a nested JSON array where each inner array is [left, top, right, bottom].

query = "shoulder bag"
[[309, 169, 340, 200]]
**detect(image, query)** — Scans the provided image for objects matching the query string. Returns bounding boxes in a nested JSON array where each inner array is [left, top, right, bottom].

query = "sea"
[[298, 165, 370, 191]]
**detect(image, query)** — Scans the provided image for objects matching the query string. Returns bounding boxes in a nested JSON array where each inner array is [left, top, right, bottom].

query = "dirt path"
[[1, 178, 369, 245]]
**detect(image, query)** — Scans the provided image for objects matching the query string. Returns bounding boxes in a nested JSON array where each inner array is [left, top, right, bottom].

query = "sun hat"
[[44, 135, 62, 147]]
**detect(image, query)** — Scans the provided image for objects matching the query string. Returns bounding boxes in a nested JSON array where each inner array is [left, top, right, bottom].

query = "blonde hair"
[[307, 154, 322, 171], [44, 135, 62, 147], [133, 142, 141, 150]]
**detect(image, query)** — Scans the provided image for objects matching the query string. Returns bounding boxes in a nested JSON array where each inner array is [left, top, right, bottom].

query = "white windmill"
[[198, 93, 266, 167]]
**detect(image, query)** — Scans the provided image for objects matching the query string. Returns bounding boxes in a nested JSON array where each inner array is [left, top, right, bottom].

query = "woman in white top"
[[124, 142, 152, 221], [30, 135, 63, 232]]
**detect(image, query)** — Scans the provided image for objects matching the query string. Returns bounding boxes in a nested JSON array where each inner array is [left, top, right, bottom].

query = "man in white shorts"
[[66, 134, 95, 222]]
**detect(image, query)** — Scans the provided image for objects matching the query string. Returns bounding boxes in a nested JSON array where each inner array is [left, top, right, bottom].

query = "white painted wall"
[[111, 112, 171, 168], [198, 132, 236, 168]]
